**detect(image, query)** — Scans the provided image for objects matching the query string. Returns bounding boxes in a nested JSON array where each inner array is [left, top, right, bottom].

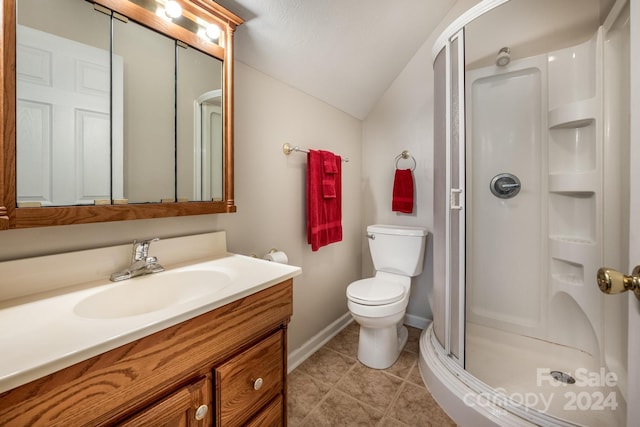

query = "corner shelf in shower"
[[548, 113, 597, 175], [551, 273, 583, 287], [548, 237, 599, 282], [548, 172, 599, 192], [548, 236, 600, 308], [548, 99, 597, 129]]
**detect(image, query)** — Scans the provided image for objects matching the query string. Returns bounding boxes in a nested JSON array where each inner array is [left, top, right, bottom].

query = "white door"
[[627, 3, 640, 422], [16, 25, 122, 206], [195, 89, 223, 201]]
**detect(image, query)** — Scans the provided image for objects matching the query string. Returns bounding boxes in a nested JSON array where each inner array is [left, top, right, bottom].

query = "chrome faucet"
[[110, 238, 165, 282]]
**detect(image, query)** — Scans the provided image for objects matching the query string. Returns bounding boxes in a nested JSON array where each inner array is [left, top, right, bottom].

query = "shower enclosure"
[[420, 0, 631, 425]]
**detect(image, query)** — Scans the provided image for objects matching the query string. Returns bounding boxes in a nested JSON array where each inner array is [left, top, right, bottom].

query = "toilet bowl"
[[346, 225, 427, 369]]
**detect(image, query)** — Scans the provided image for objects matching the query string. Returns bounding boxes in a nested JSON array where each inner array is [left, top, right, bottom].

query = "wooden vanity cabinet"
[[0, 279, 293, 427]]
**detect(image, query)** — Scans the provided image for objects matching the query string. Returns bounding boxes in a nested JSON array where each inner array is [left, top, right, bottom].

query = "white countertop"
[[0, 253, 301, 394]]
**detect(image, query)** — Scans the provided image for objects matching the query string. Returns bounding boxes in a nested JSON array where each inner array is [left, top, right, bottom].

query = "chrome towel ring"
[[394, 150, 416, 171]]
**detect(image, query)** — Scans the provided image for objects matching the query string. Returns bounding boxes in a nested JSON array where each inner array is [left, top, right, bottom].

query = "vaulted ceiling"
[[213, 0, 616, 120], [213, 0, 458, 119]]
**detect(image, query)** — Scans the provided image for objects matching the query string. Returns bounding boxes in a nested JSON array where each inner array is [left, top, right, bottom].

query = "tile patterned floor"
[[288, 322, 457, 426]]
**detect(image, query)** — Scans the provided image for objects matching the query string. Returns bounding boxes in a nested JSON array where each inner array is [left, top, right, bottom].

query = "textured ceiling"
[[213, 0, 457, 119]]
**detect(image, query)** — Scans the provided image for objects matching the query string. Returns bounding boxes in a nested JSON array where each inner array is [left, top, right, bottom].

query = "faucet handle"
[[132, 238, 160, 261]]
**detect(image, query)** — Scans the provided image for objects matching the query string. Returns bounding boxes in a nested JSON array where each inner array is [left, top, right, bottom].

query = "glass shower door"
[[433, 29, 466, 367]]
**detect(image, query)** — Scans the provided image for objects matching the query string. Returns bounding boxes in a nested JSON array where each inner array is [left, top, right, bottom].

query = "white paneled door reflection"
[[16, 25, 122, 206]]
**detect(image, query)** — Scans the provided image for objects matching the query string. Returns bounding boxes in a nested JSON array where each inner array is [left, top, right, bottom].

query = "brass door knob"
[[597, 266, 640, 299]]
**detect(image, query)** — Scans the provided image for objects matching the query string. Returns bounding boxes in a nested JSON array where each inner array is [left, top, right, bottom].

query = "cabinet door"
[[119, 376, 212, 427], [216, 331, 284, 426]]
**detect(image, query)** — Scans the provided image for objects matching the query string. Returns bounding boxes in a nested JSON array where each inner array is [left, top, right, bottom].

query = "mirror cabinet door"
[[113, 17, 176, 204], [16, 0, 111, 207], [177, 45, 223, 203]]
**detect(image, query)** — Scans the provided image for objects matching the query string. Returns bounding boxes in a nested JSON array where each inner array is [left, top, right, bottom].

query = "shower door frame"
[[443, 29, 466, 367]]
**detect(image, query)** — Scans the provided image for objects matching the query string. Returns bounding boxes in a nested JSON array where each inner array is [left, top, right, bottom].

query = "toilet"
[[346, 224, 428, 369]]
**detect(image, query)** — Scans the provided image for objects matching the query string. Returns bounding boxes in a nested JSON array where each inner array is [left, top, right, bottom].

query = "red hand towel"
[[307, 150, 342, 251], [392, 169, 414, 214], [320, 150, 337, 198]]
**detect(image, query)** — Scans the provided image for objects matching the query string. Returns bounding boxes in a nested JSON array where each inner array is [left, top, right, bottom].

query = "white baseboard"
[[404, 313, 431, 330], [287, 312, 353, 373]]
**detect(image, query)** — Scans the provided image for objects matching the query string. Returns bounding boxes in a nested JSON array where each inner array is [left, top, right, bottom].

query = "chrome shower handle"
[[499, 182, 520, 189], [490, 173, 521, 199]]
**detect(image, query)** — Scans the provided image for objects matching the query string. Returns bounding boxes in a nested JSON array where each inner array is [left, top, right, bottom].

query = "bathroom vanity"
[[0, 232, 300, 426]]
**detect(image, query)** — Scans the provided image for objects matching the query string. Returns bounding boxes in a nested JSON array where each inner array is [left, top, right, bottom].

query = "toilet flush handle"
[[366, 233, 375, 240]]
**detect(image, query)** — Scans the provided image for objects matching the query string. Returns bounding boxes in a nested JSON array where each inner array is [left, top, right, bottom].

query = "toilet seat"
[[347, 278, 405, 306]]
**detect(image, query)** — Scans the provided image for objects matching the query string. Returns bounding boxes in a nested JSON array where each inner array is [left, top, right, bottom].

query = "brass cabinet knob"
[[194, 404, 208, 421], [253, 377, 264, 391], [597, 266, 640, 299]]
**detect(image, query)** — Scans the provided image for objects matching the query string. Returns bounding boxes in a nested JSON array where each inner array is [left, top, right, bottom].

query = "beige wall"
[[215, 62, 363, 351], [0, 61, 363, 354], [362, 0, 482, 326]]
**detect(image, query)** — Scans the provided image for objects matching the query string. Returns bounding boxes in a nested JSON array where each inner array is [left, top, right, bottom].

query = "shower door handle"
[[596, 266, 640, 300], [450, 188, 463, 210]]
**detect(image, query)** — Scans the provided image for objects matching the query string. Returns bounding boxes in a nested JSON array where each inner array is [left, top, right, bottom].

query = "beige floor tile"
[[297, 347, 356, 385], [288, 325, 457, 427], [336, 364, 403, 410], [303, 389, 384, 427], [288, 370, 332, 425], [406, 362, 426, 387], [344, 320, 359, 333], [405, 326, 422, 354], [387, 382, 456, 427], [378, 417, 409, 426], [384, 350, 417, 380], [325, 325, 359, 358]]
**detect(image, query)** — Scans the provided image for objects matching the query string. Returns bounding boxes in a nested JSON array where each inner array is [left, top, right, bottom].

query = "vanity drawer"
[[246, 395, 283, 427], [215, 331, 284, 426]]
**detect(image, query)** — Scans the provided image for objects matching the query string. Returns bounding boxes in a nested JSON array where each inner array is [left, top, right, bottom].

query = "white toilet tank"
[[367, 224, 428, 277]]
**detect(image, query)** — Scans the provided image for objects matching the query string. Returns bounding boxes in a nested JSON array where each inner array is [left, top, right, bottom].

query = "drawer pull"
[[195, 404, 208, 421], [253, 377, 264, 391]]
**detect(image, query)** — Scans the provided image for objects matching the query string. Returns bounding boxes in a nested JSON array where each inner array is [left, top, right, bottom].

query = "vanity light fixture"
[[205, 23, 221, 40], [164, 0, 183, 19], [197, 23, 221, 42]]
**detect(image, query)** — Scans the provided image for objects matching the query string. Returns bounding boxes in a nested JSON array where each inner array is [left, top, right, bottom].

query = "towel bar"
[[282, 143, 349, 162]]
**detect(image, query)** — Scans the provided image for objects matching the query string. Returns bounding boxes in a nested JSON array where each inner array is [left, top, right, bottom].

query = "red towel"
[[392, 169, 414, 213], [320, 150, 337, 198], [307, 150, 342, 251]]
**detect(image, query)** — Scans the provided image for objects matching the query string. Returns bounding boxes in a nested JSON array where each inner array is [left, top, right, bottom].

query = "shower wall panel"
[[466, 58, 547, 338]]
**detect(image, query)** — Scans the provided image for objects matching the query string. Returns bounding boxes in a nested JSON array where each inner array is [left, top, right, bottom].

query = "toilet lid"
[[347, 278, 405, 306]]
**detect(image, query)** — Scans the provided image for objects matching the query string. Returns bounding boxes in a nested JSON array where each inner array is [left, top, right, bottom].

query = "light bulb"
[[205, 24, 221, 40], [165, 0, 182, 19]]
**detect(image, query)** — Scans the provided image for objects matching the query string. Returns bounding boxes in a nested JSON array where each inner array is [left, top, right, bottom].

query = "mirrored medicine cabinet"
[[0, 0, 243, 230]]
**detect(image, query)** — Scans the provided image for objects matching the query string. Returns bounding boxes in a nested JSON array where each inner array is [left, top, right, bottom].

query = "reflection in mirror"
[[113, 17, 175, 204], [16, 0, 112, 207], [176, 45, 223, 202]]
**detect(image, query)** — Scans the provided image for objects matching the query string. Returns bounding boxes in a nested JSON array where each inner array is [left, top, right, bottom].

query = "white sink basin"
[[74, 269, 231, 319]]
